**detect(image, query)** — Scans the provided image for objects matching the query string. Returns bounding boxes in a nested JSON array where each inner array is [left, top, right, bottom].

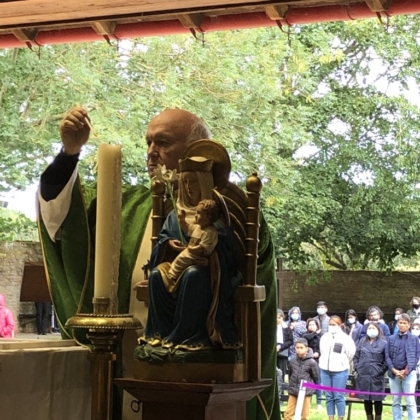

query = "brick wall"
[[2, 244, 420, 331], [278, 269, 420, 322], [0, 241, 43, 333]]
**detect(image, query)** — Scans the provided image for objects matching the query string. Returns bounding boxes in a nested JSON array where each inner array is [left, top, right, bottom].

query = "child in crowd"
[[303, 318, 323, 409], [284, 338, 319, 420]]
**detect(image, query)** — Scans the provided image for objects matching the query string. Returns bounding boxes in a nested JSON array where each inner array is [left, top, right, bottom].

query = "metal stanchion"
[[294, 380, 307, 420]]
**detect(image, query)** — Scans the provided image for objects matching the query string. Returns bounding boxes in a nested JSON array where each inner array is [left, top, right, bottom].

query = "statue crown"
[[179, 156, 214, 172]]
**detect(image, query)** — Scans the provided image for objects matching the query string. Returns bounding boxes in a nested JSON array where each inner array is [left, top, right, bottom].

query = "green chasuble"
[[38, 178, 152, 420], [38, 178, 152, 339]]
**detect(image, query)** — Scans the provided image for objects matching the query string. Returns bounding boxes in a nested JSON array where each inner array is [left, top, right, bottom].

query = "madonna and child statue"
[[134, 139, 265, 383]]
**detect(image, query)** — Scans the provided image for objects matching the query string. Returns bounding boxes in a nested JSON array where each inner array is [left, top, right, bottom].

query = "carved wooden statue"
[[134, 139, 265, 384]]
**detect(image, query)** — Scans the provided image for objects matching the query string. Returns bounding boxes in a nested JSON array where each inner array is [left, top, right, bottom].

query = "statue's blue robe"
[[144, 210, 241, 348]]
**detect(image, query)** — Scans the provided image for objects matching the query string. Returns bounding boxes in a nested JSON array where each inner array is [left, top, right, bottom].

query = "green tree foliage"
[[0, 208, 38, 241], [2, 16, 420, 270], [274, 18, 420, 270]]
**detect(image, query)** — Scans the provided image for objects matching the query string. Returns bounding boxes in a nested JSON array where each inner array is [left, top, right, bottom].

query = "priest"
[[37, 106, 279, 420]]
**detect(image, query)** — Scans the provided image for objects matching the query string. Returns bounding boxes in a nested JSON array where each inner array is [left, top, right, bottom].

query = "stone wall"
[[0, 241, 43, 333], [278, 269, 420, 322]]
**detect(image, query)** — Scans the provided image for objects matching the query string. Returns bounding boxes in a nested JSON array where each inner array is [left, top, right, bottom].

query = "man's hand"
[[59, 106, 91, 155], [392, 368, 405, 378]]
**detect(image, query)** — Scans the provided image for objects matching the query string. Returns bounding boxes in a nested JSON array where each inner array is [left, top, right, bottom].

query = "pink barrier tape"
[[303, 381, 420, 397]]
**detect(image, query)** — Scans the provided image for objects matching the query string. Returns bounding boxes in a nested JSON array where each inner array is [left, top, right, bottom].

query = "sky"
[[1, 184, 38, 221]]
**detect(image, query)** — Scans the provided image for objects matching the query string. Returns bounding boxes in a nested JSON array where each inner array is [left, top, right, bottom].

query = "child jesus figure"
[[168, 199, 220, 281]]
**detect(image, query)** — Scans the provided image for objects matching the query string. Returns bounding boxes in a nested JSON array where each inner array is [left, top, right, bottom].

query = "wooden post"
[[244, 172, 262, 286], [244, 172, 262, 381]]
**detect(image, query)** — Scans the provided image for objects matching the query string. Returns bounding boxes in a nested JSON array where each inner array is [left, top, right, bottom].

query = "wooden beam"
[[264, 4, 289, 20], [364, 0, 391, 12], [0, 0, 261, 27], [177, 13, 204, 29], [91, 20, 116, 36]]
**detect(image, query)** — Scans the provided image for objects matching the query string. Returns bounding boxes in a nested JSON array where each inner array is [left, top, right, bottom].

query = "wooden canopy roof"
[[0, 0, 419, 48]]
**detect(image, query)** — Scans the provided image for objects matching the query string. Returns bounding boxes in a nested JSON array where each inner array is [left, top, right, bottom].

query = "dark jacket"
[[354, 337, 387, 401], [359, 322, 390, 341], [303, 331, 322, 360], [313, 314, 330, 333], [288, 348, 319, 396], [277, 325, 294, 357], [385, 332, 420, 378], [344, 320, 363, 343]]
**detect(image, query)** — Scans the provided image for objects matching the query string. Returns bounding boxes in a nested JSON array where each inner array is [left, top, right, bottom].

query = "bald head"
[[145, 108, 211, 177]]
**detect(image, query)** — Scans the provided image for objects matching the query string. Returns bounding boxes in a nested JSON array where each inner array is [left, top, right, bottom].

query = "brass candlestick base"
[[66, 298, 142, 420]]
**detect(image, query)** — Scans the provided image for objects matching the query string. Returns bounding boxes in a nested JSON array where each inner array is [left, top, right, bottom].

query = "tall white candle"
[[94, 143, 122, 314]]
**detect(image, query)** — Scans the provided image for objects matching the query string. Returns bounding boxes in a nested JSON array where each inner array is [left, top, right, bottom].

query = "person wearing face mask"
[[287, 306, 307, 359], [303, 318, 323, 410], [389, 308, 404, 335], [358, 306, 390, 341], [407, 297, 420, 323], [319, 315, 356, 420], [314, 301, 330, 333], [353, 322, 387, 420], [344, 309, 363, 343], [410, 319, 420, 418], [385, 313, 420, 420]]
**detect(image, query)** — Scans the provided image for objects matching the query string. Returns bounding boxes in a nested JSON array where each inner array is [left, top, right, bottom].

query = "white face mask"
[[329, 325, 339, 334], [367, 330, 378, 338], [347, 317, 355, 324], [412, 329, 420, 337], [395, 315, 401, 321], [317, 308, 326, 316]]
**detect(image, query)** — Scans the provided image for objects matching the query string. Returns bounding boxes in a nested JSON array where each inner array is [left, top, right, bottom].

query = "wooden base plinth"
[[115, 378, 271, 420], [133, 360, 245, 383]]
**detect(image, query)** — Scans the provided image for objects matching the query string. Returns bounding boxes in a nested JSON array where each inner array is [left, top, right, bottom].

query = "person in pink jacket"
[[0, 294, 15, 338]]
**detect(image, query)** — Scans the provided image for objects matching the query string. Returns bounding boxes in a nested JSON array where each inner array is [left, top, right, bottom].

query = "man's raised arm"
[[38, 107, 91, 240]]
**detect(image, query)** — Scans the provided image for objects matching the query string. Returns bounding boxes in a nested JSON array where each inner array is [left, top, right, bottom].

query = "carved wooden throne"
[[133, 139, 267, 385]]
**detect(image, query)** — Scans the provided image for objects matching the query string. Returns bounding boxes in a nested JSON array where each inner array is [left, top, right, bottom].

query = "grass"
[[280, 374, 401, 420], [306, 398, 395, 420]]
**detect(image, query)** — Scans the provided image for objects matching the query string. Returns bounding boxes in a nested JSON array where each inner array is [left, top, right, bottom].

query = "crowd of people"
[[278, 299, 420, 420]]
